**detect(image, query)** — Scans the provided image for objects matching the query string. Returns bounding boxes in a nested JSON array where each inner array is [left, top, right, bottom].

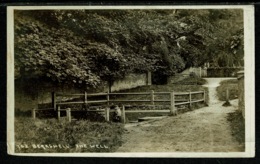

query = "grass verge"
[[15, 116, 124, 153], [172, 76, 207, 85], [227, 110, 245, 144]]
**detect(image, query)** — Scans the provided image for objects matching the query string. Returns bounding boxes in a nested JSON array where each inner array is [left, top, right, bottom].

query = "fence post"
[[147, 71, 152, 85], [226, 89, 229, 102], [107, 91, 110, 106], [203, 89, 206, 103], [121, 105, 126, 124], [66, 108, 71, 122], [84, 91, 88, 110], [32, 108, 36, 119], [57, 105, 61, 121], [84, 91, 87, 104], [170, 92, 177, 116], [189, 91, 192, 109], [151, 90, 154, 105], [105, 107, 110, 121], [199, 67, 202, 78], [223, 88, 231, 106], [52, 92, 56, 111]]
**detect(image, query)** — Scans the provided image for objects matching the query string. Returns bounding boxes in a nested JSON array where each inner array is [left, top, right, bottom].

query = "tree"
[[14, 9, 244, 89]]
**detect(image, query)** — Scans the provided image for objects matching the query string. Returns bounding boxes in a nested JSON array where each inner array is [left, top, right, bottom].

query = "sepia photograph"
[[7, 5, 255, 157]]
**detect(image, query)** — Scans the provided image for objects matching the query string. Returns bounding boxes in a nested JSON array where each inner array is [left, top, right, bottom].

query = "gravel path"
[[116, 78, 244, 152], [116, 99, 244, 152]]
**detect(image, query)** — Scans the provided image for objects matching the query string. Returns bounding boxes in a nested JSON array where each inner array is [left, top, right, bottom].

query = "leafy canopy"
[[14, 9, 243, 87]]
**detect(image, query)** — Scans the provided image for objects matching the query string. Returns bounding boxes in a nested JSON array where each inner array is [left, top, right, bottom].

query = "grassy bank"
[[227, 110, 245, 144], [172, 76, 207, 85], [15, 117, 124, 153], [216, 79, 238, 101]]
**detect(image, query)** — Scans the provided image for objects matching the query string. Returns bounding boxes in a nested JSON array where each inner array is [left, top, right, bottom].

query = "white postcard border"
[[7, 5, 255, 157]]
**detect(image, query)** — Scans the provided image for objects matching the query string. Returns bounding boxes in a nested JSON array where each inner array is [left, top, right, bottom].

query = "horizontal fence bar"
[[125, 110, 170, 113], [154, 92, 170, 94], [109, 99, 190, 103], [175, 101, 190, 106], [87, 100, 108, 104], [174, 92, 190, 95], [190, 91, 204, 94], [153, 100, 170, 102], [87, 93, 108, 96], [57, 101, 85, 105], [56, 93, 84, 96], [109, 92, 150, 95], [35, 108, 54, 111], [191, 99, 205, 103], [56, 98, 202, 105], [109, 100, 151, 102], [124, 105, 170, 107], [56, 91, 202, 97], [63, 105, 194, 113], [70, 109, 105, 112], [154, 99, 189, 102]]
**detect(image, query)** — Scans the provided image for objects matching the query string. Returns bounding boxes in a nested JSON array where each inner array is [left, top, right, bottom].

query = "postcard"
[[7, 5, 255, 157]]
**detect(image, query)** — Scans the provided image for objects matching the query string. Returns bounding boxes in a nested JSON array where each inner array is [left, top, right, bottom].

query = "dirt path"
[[116, 99, 244, 152], [203, 78, 236, 105]]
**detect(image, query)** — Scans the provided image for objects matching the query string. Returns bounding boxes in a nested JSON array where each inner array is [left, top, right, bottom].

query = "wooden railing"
[[32, 90, 206, 123]]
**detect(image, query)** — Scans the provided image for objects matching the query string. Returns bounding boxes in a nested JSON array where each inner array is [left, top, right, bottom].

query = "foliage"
[[14, 9, 244, 87], [14, 12, 99, 87]]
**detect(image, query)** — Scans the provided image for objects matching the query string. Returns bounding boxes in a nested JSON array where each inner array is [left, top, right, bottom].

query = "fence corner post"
[[170, 91, 177, 116], [32, 108, 36, 119], [121, 105, 126, 124], [66, 108, 71, 122], [105, 107, 110, 122]]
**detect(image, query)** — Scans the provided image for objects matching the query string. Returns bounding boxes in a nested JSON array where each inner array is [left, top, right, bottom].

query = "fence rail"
[[33, 90, 206, 123]]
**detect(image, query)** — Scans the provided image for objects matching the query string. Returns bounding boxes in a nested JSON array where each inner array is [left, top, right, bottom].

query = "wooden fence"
[[32, 90, 206, 123]]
